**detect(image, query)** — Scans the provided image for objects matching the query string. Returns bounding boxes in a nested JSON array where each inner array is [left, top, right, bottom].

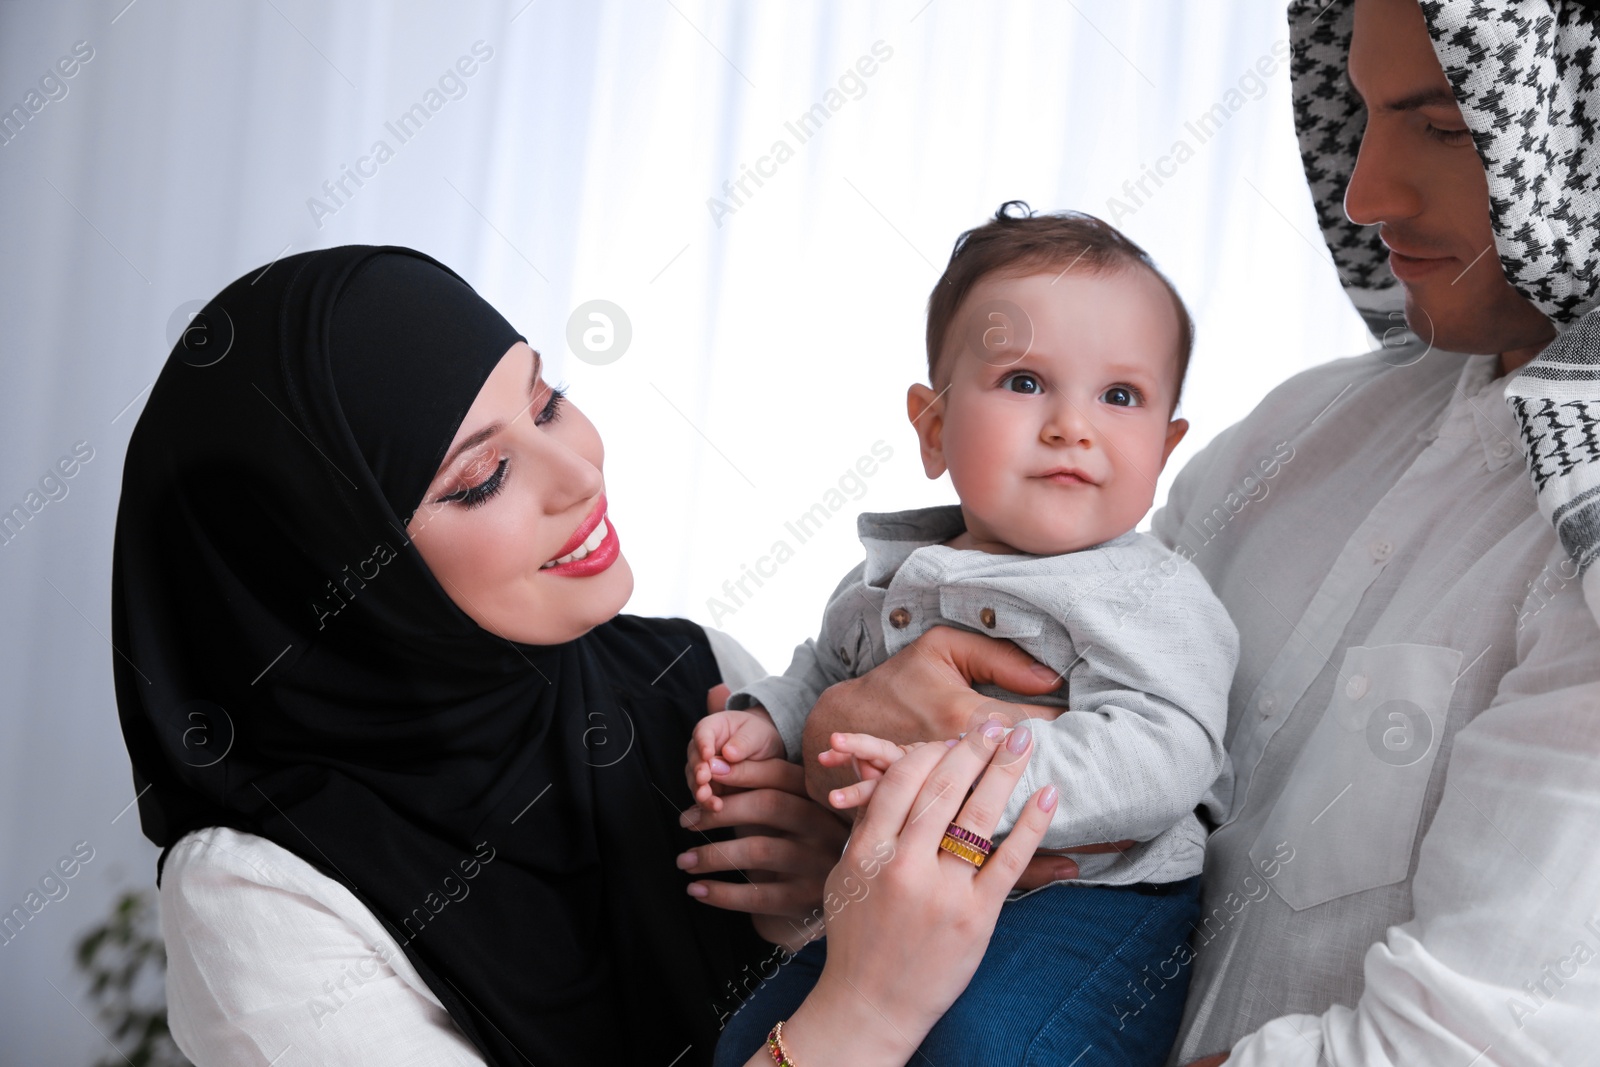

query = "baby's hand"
[[817, 731, 915, 810], [684, 707, 784, 812]]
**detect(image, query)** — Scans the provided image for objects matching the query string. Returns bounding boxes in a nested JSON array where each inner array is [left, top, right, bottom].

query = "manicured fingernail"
[[830, 790, 847, 807], [676, 851, 697, 869], [1006, 721, 1032, 754], [1040, 785, 1058, 811], [679, 807, 700, 827], [687, 882, 708, 898], [982, 720, 1005, 742], [710, 757, 731, 774], [946, 737, 961, 747]]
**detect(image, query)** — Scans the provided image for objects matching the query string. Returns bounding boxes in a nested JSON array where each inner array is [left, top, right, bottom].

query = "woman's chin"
[[493, 556, 634, 645]]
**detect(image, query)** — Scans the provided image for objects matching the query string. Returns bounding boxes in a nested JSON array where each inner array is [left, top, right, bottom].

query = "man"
[[789, 0, 1600, 1062]]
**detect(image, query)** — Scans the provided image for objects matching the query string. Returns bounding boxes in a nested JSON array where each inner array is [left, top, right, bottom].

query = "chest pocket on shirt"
[[1248, 643, 1459, 911]]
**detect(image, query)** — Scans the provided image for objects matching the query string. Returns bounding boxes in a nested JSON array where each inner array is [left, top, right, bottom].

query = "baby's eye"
[[1101, 385, 1142, 408], [1003, 373, 1043, 395]]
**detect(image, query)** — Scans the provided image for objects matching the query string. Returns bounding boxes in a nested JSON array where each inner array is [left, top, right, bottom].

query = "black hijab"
[[112, 245, 765, 1065]]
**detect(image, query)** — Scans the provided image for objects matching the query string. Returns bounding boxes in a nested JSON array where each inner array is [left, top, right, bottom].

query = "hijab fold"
[[113, 245, 764, 1066]]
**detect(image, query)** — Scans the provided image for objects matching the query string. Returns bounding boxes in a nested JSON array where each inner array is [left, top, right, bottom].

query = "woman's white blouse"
[[159, 628, 767, 1066]]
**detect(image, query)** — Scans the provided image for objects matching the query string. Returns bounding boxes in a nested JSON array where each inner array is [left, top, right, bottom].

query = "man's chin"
[[1400, 279, 1558, 361]]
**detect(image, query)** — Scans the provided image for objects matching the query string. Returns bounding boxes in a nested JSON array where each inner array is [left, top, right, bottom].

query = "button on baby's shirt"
[[979, 607, 997, 629], [1492, 439, 1514, 459], [1345, 674, 1369, 700], [1370, 539, 1394, 563], [888, 607, 911, 629], [1258, 691, 1277, 718]]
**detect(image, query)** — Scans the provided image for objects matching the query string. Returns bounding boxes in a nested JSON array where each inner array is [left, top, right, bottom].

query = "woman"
[[112, 246, 852, 1065], [114, 245, 1099, 1066]]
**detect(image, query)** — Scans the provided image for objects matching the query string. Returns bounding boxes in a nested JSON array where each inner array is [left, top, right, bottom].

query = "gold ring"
[[938, 833, 987, 869]]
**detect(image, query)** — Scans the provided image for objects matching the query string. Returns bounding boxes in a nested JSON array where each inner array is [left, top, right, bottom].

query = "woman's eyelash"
[[439, 458, 509, 509], [433, 385, 565, 509], [535, 384, 566, 425]]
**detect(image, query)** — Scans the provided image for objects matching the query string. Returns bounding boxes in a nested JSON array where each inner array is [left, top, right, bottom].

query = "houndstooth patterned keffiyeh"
[[1288, 0, 1600, 577]]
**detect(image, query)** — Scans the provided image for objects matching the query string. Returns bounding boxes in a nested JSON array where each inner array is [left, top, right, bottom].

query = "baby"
[[697, 202, 1239, 1067]]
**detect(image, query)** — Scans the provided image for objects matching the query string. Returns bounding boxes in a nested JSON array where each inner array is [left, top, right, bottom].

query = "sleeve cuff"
[[726, 678, 811, 763], [1222, 1013, 1327, 1067]]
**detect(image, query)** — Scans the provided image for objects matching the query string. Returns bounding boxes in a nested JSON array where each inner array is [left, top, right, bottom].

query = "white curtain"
[[0, 2, 1368, 1061]]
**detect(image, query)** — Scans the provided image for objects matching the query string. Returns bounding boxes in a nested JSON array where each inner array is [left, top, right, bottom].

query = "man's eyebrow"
[[436, 350, 542, 474], [1344, 68, 1459, 111]]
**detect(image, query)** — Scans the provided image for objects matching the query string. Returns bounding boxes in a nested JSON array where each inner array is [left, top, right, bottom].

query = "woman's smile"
[[539, 496, 621, 576]]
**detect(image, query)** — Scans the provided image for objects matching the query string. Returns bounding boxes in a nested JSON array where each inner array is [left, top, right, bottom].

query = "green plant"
[[73, 890, 191, 1067]]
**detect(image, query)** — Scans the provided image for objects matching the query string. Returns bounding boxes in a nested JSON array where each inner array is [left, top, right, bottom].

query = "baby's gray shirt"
[[727, 504, 1239, 886]]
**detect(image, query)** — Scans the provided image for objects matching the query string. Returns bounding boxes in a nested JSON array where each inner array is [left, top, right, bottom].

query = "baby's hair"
[[925, 201, 1195, 408]]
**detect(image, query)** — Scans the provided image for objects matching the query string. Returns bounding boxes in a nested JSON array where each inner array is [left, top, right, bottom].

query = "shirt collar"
[[858, 505, 966, 587], [1421, 352, 1523, 472]]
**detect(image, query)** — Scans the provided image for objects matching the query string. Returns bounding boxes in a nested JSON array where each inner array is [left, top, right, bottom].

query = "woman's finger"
[[976, 784, 1058, 903], [681, 785, 836, 840], [686, 875, 822, 919], [706, 754, 806, 795], [675, 834, 828, 878], [945, 720, 1035, 844], [897, 720, 1010, 857]]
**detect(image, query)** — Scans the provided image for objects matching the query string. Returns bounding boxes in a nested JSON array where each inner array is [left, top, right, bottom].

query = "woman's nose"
[[523, 429, 603, 515]]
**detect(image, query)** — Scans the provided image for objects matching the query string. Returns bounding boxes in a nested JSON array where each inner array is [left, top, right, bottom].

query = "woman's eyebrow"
[[439, 424, 499, 471], [437, 351, 543, 475]]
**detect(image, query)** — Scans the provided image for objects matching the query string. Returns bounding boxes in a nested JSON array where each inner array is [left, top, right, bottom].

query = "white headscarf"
[[1288, 0, 1600, 594]]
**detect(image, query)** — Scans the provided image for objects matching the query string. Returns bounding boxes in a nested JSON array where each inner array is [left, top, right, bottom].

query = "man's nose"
[[1344, 116, 1423, 227]]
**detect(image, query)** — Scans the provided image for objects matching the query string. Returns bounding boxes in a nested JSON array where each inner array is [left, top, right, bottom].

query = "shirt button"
[[1370, 539, 1394, 562], [1258, 691, 1276, 718], [1345, 674, 1369, 700], [979, 607, 997, 629], [1493, 439, 1514, 459], [888, 607, 911, 629]]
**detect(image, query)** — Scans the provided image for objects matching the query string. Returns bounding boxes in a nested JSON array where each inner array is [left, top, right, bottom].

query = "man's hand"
[[800, 625, 1065, 807]]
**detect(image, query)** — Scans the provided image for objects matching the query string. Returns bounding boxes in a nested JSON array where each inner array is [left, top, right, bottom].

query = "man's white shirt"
[[1160, 344, 1600, 1065]]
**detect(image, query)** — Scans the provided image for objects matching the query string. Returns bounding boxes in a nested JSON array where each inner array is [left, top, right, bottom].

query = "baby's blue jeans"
[[712, 876, 1201, 1067]]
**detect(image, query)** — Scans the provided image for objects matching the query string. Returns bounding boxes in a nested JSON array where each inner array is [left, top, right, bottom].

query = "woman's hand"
[[679, 685, 849, 950], [799, 626, 1064, 807], [749, 719, 1059, 1067], [806, 661, 1129, 888], [676, 756, 849, 950]]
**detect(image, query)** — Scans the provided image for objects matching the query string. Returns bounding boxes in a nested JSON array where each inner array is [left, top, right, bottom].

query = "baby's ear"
[[1161, 417, 1190, 467], [906, 382, 948, 479]]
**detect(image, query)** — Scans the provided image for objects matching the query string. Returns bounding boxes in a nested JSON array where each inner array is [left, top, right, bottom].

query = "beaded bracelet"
[[767, 1020, 798, 1065]]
